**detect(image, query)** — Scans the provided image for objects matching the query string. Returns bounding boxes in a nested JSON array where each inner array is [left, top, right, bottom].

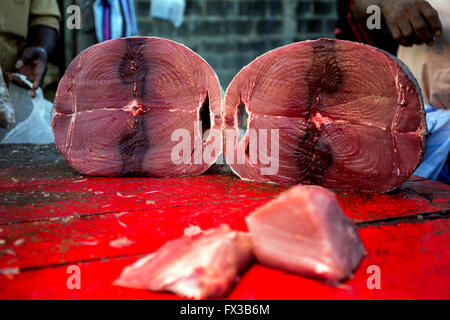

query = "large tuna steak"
[[52, 37, 222, 176], [246, 185, 365, 282], [223, 39, 426, 192]]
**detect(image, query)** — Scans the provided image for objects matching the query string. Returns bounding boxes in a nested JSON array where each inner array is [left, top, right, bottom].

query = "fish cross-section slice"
[[53, 37, 222, 177], [223, 39, 426, 192]]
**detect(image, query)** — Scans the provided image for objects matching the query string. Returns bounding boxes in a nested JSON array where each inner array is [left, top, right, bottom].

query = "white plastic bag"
[[1, 74, 54, 144], [150, 0, 186, 27], [0, 66, 15, 128]]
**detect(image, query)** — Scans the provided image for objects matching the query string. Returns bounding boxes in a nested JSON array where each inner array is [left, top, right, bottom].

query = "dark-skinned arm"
[[15, 26, 58, 98], [353, 0, 442, 47]]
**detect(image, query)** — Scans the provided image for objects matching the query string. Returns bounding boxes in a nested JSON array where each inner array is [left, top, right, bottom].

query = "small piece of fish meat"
[[246, 185, 365, 282], [114, 225, 253, 299]]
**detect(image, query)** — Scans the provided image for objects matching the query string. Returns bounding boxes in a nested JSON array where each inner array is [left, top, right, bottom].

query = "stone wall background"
[[134, 0, 338, 87], [59, 0, 338, 88]]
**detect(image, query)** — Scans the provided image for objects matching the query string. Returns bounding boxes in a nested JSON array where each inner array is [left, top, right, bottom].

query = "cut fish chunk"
[[245, 185, 365, 282], [113, 225, 253, 299]]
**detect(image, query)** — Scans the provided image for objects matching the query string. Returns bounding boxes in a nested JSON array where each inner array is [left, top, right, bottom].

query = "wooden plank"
[[1, 219, 448, 299], [232, 219, 450, 299], [1, 174, 448, 225], [1, 178, 448, 271], [337, 178, 450, 222], [0, 198, 261, 270], [0, 175, 286, 224]]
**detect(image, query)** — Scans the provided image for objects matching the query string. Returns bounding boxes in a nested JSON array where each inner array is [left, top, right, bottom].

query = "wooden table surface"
[[0, 144, 448, 299]]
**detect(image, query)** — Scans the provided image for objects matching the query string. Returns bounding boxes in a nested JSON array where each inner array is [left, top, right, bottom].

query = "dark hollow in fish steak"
[[52, 37, 222, 177], [223, 39, 426, 192], [246, 184, 365, 282]]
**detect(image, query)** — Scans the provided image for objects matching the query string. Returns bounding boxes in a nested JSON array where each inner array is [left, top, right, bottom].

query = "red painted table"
[[0, 145, 448, 299]]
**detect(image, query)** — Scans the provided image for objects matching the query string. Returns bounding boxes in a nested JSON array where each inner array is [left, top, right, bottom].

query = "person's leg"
[[414, 106, 450, 182], [436, 154, 449, 183]]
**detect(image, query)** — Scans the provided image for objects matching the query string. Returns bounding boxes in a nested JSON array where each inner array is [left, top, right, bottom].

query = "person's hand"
[[354, 0, 443, 47], [15, 46, 48, 98], [381, 0, 442, 46]]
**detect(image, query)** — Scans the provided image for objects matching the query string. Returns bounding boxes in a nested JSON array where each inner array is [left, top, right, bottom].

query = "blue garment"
[[414, 105, 450, 183], [93, 0, 138, 43]]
